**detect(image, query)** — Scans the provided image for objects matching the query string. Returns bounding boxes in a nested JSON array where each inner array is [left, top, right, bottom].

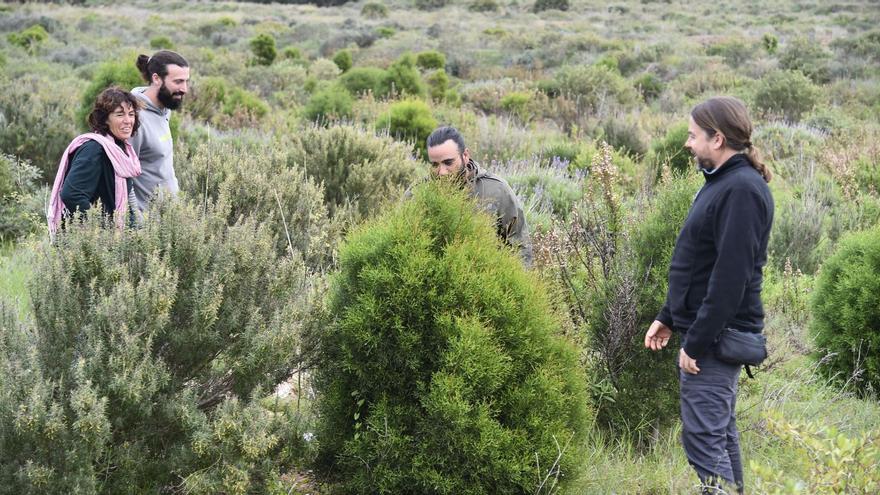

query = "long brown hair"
[[691, 96, 772, 183]]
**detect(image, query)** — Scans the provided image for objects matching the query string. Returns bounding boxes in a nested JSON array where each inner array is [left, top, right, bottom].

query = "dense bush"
[[416, 50, 446, 70], [752, 70, 822, 122], [778, 37, 832, 84], [149, 36, 174, 49], [469, 0, 499, 11], [303, 85, 354, 123], [286, 124, 422, 221], [554, 64, 638, 110], [177, 138, 337, 267], [414, 0, 448, 9], [810, 225, 880, 396], [0, 154, 42, 242], [186, 77, 269, 129], [425, 69, 450, 102], [0, 196, 318, 493], [250, 33, 277, 66], [332, 49, 353, 73], [315, 182, 590, 493], [600, 117, 647, 157], [533, 0, 569, 12], [361, 1, 388, 18], [377, 53, 426, 98], [7, 24, 48, 54], [706, 37, 755, 68], [338, 66, 384, 96], [648, 122, 691, 177], [375, 99, 437, 157], [633, 72, 664, 101]]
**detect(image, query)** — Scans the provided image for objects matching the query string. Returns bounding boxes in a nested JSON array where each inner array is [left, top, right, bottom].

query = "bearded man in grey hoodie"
[[130, 50, 190, 211]]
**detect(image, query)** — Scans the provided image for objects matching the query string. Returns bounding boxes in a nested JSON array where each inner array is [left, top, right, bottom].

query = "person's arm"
[[498, 188, 533, 266], [682, 186, 768, 358], [656, 300, 674, 329], [60, 141, 103, 215]]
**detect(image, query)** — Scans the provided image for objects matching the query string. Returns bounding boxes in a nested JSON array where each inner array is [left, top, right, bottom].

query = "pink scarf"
[[47, 133, 141, 237]]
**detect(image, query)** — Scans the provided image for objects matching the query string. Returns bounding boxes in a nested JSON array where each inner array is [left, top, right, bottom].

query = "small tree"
[[752, 70, 821, 122], [377, 53, 427, 98], [416, 50, 446, 70], [332, 49, 353, 73], [810, 226, 880, 396], [315, 181, 590, 493], [250, 33, 277, 66], [375, 99, 437, 158]]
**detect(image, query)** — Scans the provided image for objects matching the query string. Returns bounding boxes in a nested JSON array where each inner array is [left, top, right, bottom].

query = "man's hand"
[[644, 320, 672, 351], [679, 348, 700, 375]]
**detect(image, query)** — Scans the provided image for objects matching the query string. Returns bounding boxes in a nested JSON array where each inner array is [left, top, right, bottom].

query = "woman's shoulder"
[[71, 138, 109, 162]]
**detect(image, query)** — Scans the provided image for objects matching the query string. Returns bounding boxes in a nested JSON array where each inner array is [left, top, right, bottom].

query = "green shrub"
[[762, 33, 779, 54], [752, 70, 821, 122], [752, 122, 824, 163], [831, 30, 880, 62], [76, 60, 143, 133], [503, 159, 583, 219], [250, 33, 277, 66], [633, 72, 664, 101], [176, 138, 336, 267], [0, 75, 80, 182], [539, 139, 581, 165], [337, 67, 383, 96], [425, 69, 449, 102], [706, 37, 755, 67], [415, 0, 448, 9], [378, 53, 427, 98], [303, 85, 354, 122], [0, 196, 318, 493], [149, 36, 174, 50], [500, 91, 532, 121], [469, 0, 499, 11], [0, 154, 42, 242], [600, 118, 647, 157], [332, 49, 353, 73], [375, 26, 396, 38], [315, 182, 590, 493], [7, 25, 48, 54], [309, 58, 342, 80], [554, 64, 638, 110], [361, 2, 389, 18], [376, 99, 437, 157], [286, 124, 422, 221], [778, 37, 832, 84], [416, 50, 446, 70], [810, 225, 880, 396], [533, 0, 569, 12], [186, 77, 269, 129], [649, 122, 691, 177], [282, 46, 302, 60]]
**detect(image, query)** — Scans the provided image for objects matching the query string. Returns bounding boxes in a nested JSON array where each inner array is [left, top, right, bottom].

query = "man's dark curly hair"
[[87, 86, 143, 137]]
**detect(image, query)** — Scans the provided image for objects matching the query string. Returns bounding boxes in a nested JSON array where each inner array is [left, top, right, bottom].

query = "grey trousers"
[[679, 351, 744, 493]]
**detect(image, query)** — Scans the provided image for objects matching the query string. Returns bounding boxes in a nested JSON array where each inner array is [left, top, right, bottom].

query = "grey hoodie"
[[129, 87, 178, 210]]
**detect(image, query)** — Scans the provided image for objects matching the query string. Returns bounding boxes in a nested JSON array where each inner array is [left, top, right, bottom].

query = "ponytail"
[[745, 145, 772, 183], [136, 54, 151, 82]]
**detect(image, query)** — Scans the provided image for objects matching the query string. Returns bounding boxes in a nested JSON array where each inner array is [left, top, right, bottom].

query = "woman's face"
[[107, 102, 136, 140]]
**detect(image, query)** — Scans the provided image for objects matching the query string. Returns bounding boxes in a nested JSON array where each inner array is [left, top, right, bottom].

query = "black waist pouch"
[[715, 328, 767, 367]]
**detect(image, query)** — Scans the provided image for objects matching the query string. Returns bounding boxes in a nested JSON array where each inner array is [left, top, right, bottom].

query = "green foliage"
[[831, 30, 880, 62], [554, 64, 638, 110], [0, 154, 42, 242], [600, 118, 647, 157], [7, 25, 49, 54], [250, 33, 277, 66], [425, 69, 449, 102], [149, 36, 174, 50], [414, 0, 448, 10], [186, 77, 269, 129], [375, 26, 396, 38], [0, 74, 80, 182], [768, 186, 828, 274], [376, 99, 437, 158], [282, 46, 302, 60], [303, 84, 354, 122], [361, 1, 388, 18], [378, 53, 427, 98], [286, 124, 422, 221], [315, 182, 590, 493], [0, 196, 317, 493], [416, 50, 446, 70], [706, 37, 755, 67], [332, 49, 353, 73], [649, 122, 691, 177], [500, 91, 531, 121], [778, 37, 832, 84], [633, 72, 664, 101], [469, 0, 499, 11], [76, 60, 143, 133], [176, 137, 337, 267], [762, 33, 779, 54], [810, 225, 880, 396], [533, 0, 569, 12], [752, 411, 880, 494], [339, 67, 385, 96], [752, 70, 822, 122]]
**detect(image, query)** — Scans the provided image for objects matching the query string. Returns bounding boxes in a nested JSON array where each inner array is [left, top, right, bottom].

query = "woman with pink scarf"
[[47, 87, 142, 238]]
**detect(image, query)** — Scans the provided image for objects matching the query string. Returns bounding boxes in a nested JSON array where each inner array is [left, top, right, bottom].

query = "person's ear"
[[462, 147, 470, 163], [151, 73, 162, 86]]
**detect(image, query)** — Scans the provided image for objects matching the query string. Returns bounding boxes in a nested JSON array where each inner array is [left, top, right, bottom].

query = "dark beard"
[[157, 81, 184, 110]]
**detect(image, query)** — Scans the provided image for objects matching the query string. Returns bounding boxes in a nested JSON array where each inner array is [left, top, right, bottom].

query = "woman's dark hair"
[[136, 50, 189, 83], [87, 87, 142, 137], [691, 96, 773, 183]]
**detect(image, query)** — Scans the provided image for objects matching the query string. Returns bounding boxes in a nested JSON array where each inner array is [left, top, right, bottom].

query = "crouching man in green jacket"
[[422, 126, 533, 265]]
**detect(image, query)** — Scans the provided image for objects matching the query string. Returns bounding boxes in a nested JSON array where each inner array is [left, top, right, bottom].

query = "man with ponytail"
[[130, 50, 190, 211], [644, 96, 773, 494]]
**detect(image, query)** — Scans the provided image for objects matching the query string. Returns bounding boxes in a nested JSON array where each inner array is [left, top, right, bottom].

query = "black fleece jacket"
[[657, 153, 774, 359], [60, 138, 132, 218]]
